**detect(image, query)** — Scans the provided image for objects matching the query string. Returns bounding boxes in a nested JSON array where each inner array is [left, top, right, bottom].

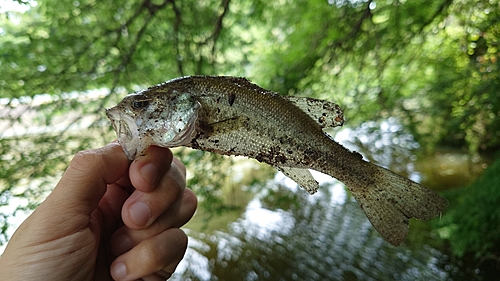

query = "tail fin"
[[349, 164, 448, 246]]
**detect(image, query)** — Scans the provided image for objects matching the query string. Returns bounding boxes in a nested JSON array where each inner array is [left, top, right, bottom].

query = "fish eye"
[[131, 99, 149, 110]]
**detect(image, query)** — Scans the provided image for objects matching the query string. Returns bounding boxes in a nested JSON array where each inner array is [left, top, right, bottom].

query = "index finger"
[[129, 146, 174, 192]]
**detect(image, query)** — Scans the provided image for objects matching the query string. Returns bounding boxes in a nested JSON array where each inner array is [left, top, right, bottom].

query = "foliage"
[[1, 0, 500, 263], [292, 0, 500, 153], [177, 148, 242, 222], [436, 158, 500, 258]]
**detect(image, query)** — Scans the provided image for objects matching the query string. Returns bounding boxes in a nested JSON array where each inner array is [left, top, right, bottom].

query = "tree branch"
[[210, 0, 231, 56], [168, 0, 184, 76], [199, 0, 232, 60]]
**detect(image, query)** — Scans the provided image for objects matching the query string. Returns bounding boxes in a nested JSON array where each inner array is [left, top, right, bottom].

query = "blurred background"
[[1, 0, 499, 279]]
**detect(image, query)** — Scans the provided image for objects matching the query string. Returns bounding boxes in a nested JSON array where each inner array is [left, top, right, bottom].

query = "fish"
[[106, 75, 448, 246]]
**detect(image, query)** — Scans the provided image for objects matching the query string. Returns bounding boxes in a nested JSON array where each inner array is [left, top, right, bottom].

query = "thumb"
[[44, 143, 130, 217]]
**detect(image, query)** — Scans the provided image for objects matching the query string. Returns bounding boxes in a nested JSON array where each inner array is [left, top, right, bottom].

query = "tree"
[[1, 0, 500, 262]]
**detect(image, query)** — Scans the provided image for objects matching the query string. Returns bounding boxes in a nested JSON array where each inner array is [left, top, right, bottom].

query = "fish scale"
[[106, 75, 448, 246], [189, 78, 332, 166]]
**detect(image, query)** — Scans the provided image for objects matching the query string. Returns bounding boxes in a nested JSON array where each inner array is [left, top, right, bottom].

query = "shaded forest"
[[1, 0, 500, 278]]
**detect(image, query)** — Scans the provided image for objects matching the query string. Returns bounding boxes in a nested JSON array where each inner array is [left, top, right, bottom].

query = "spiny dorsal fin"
[[285, 97, 344, 129]]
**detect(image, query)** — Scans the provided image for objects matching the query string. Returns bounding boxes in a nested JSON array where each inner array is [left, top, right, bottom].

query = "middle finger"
[[122, 157, 187, 229]]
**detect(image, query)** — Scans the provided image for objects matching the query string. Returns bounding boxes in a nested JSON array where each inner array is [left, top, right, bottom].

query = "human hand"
[[0, 143, 197, 280]]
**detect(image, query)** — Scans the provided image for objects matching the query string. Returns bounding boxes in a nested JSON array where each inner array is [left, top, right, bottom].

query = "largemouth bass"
[[106, 76, 447, 246]]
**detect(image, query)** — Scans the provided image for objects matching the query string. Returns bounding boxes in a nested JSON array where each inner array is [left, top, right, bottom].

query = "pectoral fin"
[[200, 116, 249, 136], [285, 97, 344, 128], [275, 166, 319, 194]]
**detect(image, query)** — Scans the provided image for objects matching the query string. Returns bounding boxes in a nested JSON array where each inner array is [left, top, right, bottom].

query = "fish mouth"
[[106, 107, 140, 160]]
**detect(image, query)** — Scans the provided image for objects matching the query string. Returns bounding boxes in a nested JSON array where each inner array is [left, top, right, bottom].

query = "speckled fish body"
[[106, 76, 447, 246]]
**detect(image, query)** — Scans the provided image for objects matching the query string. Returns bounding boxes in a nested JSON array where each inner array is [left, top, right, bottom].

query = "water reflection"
[[335, 117, 422, 180], [174, 184, 457, 281], [172, 119, 477, 280]]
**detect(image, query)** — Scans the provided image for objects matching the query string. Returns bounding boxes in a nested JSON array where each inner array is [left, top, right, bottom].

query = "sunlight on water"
[[242, 199, 295, 239]]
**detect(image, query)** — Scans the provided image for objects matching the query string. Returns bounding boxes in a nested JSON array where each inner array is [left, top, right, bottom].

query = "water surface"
[[171, 120, 482, 280]]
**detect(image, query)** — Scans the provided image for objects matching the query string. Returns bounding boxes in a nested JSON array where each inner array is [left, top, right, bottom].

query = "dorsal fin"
[[285, 97, 344, 129]]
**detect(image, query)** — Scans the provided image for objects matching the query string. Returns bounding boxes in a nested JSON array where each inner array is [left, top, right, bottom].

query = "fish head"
[[106, 91, 201, 160]]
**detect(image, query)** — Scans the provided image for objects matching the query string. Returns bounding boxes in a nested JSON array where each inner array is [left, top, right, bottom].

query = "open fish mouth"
[[106, 107, 141, 159]]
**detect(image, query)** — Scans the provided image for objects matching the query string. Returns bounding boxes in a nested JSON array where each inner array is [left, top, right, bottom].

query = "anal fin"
[[276, 166, 319, 194]]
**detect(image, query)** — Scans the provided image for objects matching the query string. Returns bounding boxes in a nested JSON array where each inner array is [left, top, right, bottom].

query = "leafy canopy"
[[1, 0, 500, 254]]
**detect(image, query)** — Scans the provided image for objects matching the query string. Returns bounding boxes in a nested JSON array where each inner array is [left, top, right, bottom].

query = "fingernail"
[[140, 163, 159, 187], [112, 262, 127, 279], [129, 201, 151, 227], [113, 234, 132, 255]]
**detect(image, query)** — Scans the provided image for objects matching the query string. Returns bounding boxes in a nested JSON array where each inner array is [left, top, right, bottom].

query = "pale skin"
[[0, 143, 197, 280]]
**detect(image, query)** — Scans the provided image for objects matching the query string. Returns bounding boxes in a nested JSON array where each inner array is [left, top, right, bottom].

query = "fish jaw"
[[106, 106, 142, 159]]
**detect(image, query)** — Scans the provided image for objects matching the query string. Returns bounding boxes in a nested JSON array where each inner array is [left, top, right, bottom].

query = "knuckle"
[[144, 241, 164, 264], [72, 149, 98, 165], [167, 161, 186, 191], [70, 149, 103, 173], [167, 229, 188, 250], [172, 157, 186, 176], [183, 189, 198, 213], [69, 144, 124, 183]]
